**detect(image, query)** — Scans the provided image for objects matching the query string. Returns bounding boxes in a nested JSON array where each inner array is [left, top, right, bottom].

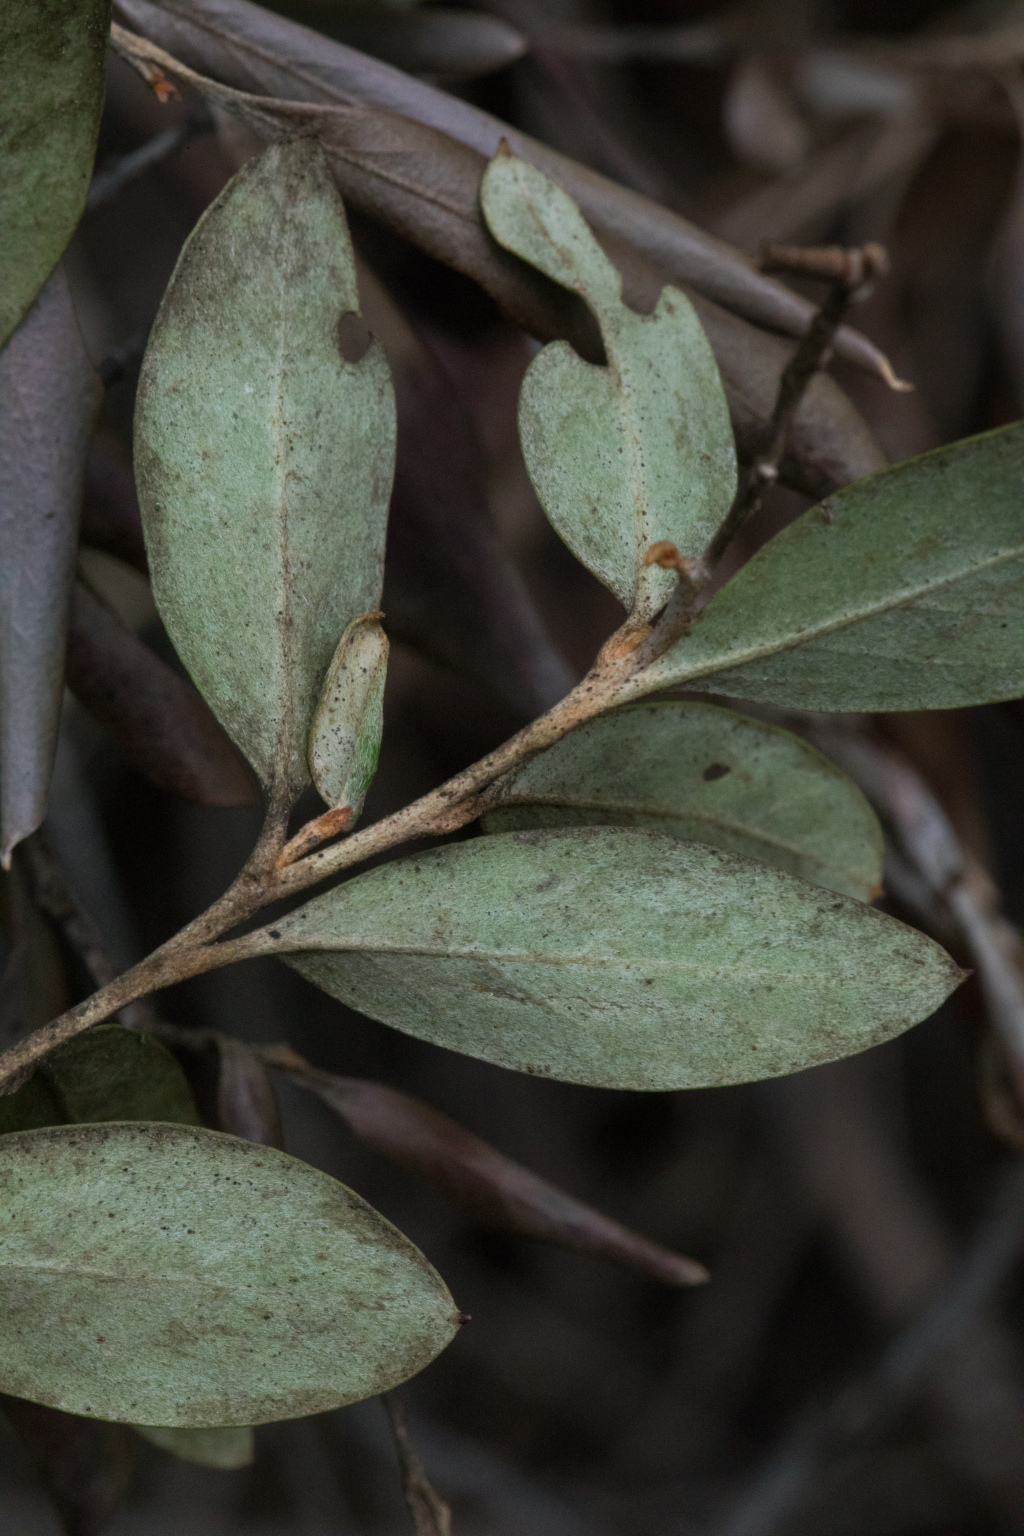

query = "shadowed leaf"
[[0, 269, 101, 866], [270, 828, 961, 1090], [0, 1122, 460, 1425], [277, 1, 526, 79], [0, 0, 111, 347], [66, 583, 260, 808], [42, 1024, 200, 1127], [0, 1394, 134, 1536], [631, 423, 1024, 713], [270, 1050, 708, 1285], [133, 1422, 255, 1469], [214, 1033, 284, 1149], [484, 701, 884, 903], [134, 137, 395, 798], [481, 148, 736, 618], [0, 864, 67, 1052]]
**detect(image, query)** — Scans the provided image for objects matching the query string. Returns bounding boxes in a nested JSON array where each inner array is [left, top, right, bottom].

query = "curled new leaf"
[[629, 422, 1024, 713], [268, 1051, 707, 1285], [0, 1123, 460, 1425], [0, 0, 111, 347], [135, 137, 396, 798], [310, 614, 388, 823], [268, 829, 960, 1090], [484, 702, 884, 903], [481, 148, 736, 619]]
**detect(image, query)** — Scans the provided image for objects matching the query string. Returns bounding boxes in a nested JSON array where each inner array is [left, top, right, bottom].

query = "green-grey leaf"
[[134, 138, 396, 796], [134, 1423, 255, 1469], [0, 0, 110, 349], [630, 422, 1024, 712], [483, 702, 883, 903], [0, 1122, 459, 1425], [41, 1024, 200, 1127], [0, 1074, 65, 1137], [480, 149, 736, 620], [309, 613, 388, 822], [271, 829, 960, 1090]]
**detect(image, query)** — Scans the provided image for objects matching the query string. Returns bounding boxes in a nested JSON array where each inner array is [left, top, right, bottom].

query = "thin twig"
[[713, 1160, 1024, 1536], [705, 242, 890, 566], [383, 1392, 453, 1536]]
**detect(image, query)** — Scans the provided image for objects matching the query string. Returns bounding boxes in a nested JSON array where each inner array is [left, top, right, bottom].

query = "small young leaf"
[[0, 0, 111, 347], [480, 148, 736, 620], [483, 702, 884, 903], [271, 829, 960, 1090], [0, 1123, 459, 1425], [133, 1422, 255, 1469], [309, 614, 388, 823], [0, 268, 102, 865], [631, 423, 1024, 712], [135, 138, 396, 798]]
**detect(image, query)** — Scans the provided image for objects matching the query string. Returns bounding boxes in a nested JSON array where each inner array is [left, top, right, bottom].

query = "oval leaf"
[[271, 829, 960, 1090], [42, 1024, 200, 1127], [135, 138, 396, 796], [0, 1122, 459, 1425], [483, 702, 883, 903], [0, 0, 110, 348], [632, 422, 1024, 712], [309, 613, 388, 822], [480, 148, 736, 620], [134, 1423, 254, 1469]]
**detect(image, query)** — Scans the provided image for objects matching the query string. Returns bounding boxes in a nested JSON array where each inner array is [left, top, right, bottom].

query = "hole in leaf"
[[337, 312, 373, 364], [702, 763, 731, 782]]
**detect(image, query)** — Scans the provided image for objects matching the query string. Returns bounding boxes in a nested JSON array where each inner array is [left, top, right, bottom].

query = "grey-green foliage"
[[0, 0, 111, 349], [133, 1424, 255, 1470], [480, 148, 736, 621], [630, 423, 1024, 712], [135, 138, 396, 798], [0, 1122, 459, 1425], [484, 702, 884, 903], [271, 829, 959, 1091], [309, 613, 389, 820]]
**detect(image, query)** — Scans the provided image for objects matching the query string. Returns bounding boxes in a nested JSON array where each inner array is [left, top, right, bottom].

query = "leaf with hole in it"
[[483, 702, 883, 903], [133, 1423, 255, 1469], [271, 828, 960, 1090], [309, 613, 388, 823], [135, 137, 395, 798], [0, 0, 111, 349], [480, 148, 736, 621], [0, 1122, 459, 1425], [630, 423, 1024, 712]]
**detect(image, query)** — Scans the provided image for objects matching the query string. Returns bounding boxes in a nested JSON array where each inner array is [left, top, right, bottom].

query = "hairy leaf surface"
[[484, 702, 883, 902], [0, 1123, 459, 1425], [0, 0, 110, 347], [273, 829, 960, 1090], [631, 424, 1024, 711], [481, 150, 736, 620], [135, 138, 395, 796]]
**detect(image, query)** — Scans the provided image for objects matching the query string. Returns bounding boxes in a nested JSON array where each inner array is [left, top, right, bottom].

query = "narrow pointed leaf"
[[135, 137, 396, 797], [0, 269, 101, 865], [484, 702, 884, 903], [271, 829, 961, 1090], [0, 0, 111, 347], [134, 1422, 255, 1469], [275, 1057, 708, 1286], [481, 149, 736, 619], [0, 1122, 459, 1425], [632, 423, 1024, 713], [310, 614, 388, 822]]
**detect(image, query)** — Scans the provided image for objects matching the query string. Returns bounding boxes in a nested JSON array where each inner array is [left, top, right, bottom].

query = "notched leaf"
[[480, 148, 736, 620], [135, 137, 396, 798], [309, 613, 388, 824]]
